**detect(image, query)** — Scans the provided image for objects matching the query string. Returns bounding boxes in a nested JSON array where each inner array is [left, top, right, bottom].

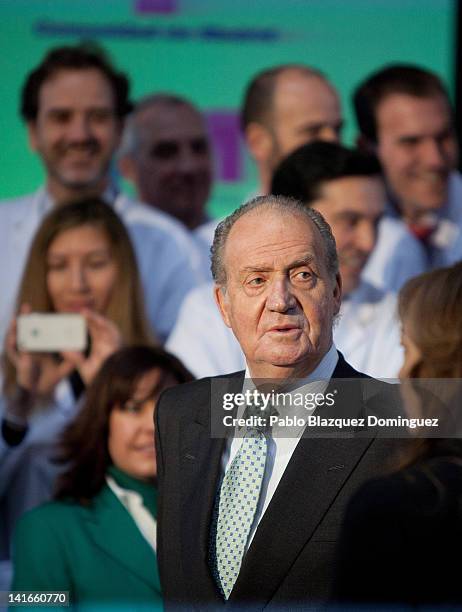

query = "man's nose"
[[356, 222, 376, 255], [67, 116, 92, 142], [177, 145, 199, 173], [421, 138, 448, 168], [266, 278, 297, 312]]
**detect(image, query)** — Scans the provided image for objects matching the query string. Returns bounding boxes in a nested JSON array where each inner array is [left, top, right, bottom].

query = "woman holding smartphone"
[[0, 198, 153, 582]]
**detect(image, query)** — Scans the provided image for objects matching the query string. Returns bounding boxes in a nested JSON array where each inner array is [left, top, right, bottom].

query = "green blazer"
[[12, 484, 162, 610]]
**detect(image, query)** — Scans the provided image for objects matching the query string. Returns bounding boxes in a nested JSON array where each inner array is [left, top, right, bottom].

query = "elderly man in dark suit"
[[155, 194, 400, 610]]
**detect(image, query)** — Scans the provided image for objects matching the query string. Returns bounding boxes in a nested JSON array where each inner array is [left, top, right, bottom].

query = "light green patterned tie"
[[215, 428, 268, 599]]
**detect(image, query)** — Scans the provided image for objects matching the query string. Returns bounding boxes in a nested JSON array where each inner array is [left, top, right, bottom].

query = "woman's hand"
[[62, 310, 122, 385], [5, 306, 75, 405]]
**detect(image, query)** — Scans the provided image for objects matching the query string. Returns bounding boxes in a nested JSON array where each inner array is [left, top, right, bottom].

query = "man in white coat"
[[118, 93, 214, 278], [118, 93, 213, 232], [0, 43, 203, 344], [354, 64, 461, 288], [167, 142, 403, 379]]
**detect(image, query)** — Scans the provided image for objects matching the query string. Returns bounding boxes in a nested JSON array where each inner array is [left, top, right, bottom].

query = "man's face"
[[124, 103, 212, 229], [375, 93, 458, 220], [269, 71, 343, 170], [311, 176, 385, 295], [215, 208, 341, 379], [28, 68, 122, 200]]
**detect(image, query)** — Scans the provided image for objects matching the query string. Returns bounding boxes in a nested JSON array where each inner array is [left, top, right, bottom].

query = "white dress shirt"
[[106, 476, 157, 552]]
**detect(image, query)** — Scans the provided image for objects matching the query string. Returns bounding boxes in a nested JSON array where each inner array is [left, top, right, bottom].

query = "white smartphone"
[[17, 313, 87, 352]]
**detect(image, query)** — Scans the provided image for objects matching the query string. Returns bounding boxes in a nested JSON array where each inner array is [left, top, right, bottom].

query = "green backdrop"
[[0, 0, 455, 217]]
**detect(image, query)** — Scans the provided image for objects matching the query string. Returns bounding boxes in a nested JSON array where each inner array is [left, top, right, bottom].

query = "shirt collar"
[[239, 345, 339, 436], [106, 464, 157, 515], [243, 343, 338, 387], [38, 183, 118, 212]]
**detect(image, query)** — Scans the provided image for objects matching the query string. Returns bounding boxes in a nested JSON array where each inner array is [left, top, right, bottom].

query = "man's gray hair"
[[211, 194, 338, 286], [118, 93, 203, 157]]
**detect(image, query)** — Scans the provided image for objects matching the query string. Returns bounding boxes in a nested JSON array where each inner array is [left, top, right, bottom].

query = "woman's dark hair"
[[54, 345, 193, 503]]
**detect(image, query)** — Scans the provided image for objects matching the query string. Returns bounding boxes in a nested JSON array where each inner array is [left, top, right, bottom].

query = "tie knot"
[[243, 402, 279, 435]]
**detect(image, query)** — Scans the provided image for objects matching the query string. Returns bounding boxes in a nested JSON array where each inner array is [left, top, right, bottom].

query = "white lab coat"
[[429, 172, 462, 267], [362, 216, 427, 293], [192, 217, 220, 281]]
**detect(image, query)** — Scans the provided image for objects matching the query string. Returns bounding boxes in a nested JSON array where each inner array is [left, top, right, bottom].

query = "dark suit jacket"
[[155, 354, 402, 610]]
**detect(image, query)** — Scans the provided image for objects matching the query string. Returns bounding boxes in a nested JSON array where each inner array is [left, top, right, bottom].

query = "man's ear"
[[245, 122, 273, 164], [214, 284, 232, 328], [27, 122, 39, 152], [118, 154, 137, 182]]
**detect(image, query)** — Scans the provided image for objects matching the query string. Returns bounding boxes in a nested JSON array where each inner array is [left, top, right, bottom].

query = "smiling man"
[[156, 195, 401, 609], [25, 60, 121, 202], [272, 142, 384, 297], [354, 64, 461, 286], [0, 44, 202, 344]]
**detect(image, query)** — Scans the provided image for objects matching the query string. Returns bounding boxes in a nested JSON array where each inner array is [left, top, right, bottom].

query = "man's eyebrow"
[[397, 133, 421, 143], [298, 120, 344, 134], [288, 255, 315, 269], [240, 265, 274, 274], [298, 122, 323, 133], [240, 255, 315, 274], [46, 104, 113, 113]]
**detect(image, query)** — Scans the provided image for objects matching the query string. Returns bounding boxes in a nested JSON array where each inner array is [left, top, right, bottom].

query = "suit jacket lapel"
[[232, 437, 374, 603], [83, 485, 161, 593], [330, 352, 365, 379], [179, 372, 244, 605]]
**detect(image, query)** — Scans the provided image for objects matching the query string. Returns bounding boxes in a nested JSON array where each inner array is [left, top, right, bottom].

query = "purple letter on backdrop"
[[135, 0, 177, 14], [206, 112, 242, 182]]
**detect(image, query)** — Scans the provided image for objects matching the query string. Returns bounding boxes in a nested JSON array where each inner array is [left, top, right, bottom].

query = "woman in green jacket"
[[11, 345, 192, 610]]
